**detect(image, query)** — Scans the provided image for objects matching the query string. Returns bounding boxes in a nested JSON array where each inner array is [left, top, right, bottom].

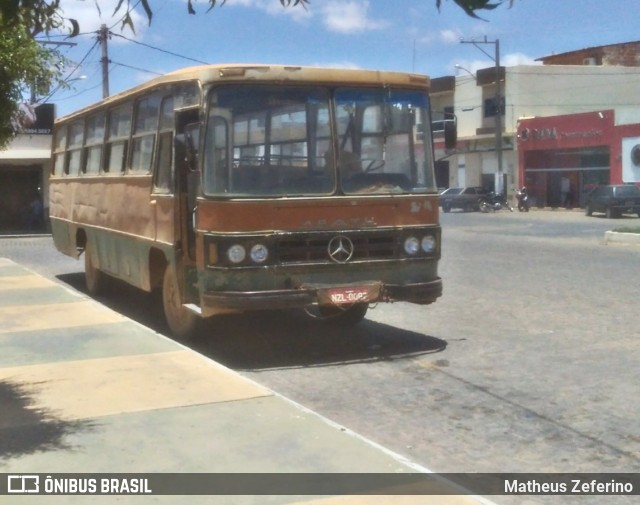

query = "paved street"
[[1, 210, 638, 504]]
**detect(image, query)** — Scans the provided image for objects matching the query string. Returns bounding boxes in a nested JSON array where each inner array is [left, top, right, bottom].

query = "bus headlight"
[[250, 243, 269, 263], [404, 236, 420, 255], [421, 235, 436, 253], [227, 244, 246, 264]]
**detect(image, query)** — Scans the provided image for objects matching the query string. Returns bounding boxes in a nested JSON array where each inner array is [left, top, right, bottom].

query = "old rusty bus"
[[50, 65, 455, 337]]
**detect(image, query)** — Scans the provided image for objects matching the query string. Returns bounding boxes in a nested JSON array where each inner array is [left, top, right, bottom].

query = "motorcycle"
[[516, 187, 530, 212], [479, 192, 513, 213]]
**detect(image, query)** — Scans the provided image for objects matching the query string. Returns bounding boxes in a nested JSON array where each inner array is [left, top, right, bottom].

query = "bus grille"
[[277, 233, 398, 264]]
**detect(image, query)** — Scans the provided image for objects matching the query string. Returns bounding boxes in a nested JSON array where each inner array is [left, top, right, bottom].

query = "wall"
[[507, 65, 640, 127]]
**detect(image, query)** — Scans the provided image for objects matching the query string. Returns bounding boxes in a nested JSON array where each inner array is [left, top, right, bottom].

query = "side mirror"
[[184, 123, 200, 172], [174, 107, 201, 173]]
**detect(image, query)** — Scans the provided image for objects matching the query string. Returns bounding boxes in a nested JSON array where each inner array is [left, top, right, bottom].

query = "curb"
[[603, 231, 640, 246], [0, 233, 52, 239]]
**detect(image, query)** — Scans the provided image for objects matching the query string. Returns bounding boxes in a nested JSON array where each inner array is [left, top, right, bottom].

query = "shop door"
[[0, 166, 42, 231]]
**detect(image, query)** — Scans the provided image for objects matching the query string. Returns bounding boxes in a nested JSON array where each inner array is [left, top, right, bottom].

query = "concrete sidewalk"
[[0, 257, 492, 504]]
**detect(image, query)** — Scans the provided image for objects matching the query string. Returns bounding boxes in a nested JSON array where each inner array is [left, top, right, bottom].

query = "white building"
[[432, 43, 640, 206]]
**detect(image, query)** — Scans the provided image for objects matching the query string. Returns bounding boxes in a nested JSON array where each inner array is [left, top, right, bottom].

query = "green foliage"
[[0, 1, 70, 149], [612, 226, 640, 234], [0, 18, 66, 149], [437, 0, 514, 20], [0, 0, 75, 36]]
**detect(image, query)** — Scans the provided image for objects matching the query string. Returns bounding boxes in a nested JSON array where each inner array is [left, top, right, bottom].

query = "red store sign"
[[518, 110, 615, 150]]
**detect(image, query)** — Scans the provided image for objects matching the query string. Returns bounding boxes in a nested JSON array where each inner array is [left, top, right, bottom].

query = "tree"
[[0, 0, 515, 149], [437, 1, 515, 20], [0, 16, 65, 149]]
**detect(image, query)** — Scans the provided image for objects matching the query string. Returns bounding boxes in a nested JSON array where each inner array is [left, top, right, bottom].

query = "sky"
[[40, 0, 640, 117]]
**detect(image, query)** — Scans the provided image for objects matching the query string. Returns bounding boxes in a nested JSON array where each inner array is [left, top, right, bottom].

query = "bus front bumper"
[[199, 278, 442, 316]]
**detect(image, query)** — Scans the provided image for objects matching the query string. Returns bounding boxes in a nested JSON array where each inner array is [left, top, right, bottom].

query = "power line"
[[110, 61, 164, 76], [52, 81, 105, 102], [110, 32, 210, 65], [50, 65, 105, 102], [41, 38, 100, 103]]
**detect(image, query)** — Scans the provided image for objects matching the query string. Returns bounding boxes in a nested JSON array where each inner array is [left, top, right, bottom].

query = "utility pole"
[[460, 37, 504, 196], [98, 24, 110, 98]]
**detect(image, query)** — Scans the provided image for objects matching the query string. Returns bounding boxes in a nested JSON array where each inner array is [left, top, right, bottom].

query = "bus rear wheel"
[[162, 265, 199, 339], [306, 302, 369, 326]]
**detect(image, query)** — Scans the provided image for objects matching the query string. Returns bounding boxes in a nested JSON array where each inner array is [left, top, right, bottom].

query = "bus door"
[[172, 108, 201, 306], [174, 108, 200, 261]]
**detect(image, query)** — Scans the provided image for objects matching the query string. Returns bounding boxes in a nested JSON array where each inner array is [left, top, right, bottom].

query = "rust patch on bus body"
[[50, 176, 162, 240], [196, 196, 439, 233]]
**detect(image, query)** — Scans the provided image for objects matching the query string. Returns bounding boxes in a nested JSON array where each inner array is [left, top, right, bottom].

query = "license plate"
[[320, 285, 379, 305]]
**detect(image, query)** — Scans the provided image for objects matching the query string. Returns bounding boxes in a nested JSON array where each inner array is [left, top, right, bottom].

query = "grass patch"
[[612, 226, 640, 234]]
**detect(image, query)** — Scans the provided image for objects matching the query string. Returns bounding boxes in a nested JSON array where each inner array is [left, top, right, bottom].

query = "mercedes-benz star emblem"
[[327, 235, 354, 263]]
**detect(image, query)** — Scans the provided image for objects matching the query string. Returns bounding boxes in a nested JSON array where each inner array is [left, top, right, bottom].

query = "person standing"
[[27, 192, 43, 230], [560, 176, 571, 208]]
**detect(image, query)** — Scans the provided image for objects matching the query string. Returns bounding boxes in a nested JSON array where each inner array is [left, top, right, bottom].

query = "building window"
[[483, 97, 505, 118], [432, 106, 454, 133]]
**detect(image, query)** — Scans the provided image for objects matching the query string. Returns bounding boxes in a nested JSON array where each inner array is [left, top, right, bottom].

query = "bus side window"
[[203, 108, 231, 194], [52, 127, 67, 176], [154, 131, 174, 193], [153, 96, 175, 193], [66, 121, 84, 176], [106, 103, 132, 173], [83, 112, 105, 175], [131, 94, 161, 174]]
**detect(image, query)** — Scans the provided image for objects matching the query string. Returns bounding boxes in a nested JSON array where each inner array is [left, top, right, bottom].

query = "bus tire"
[[84, 243, 108, 296], [312, 303, 369, 326], [162, 265, 199, 339]]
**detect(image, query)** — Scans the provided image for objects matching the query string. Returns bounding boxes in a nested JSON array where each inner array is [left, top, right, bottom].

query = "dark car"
[[440, 186, 488, 212], [584, 184, 640, 218]]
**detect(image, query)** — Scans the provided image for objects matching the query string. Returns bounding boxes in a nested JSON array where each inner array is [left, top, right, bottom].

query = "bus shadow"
[[193, 310, 447, 371], [57, 273, 447, 371]]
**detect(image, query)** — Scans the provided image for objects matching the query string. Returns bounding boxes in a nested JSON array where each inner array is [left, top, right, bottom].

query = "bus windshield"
[[203, 85, 435, 197]]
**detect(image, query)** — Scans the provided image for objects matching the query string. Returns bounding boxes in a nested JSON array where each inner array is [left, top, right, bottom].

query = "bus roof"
[[55, 64, 430, 123]]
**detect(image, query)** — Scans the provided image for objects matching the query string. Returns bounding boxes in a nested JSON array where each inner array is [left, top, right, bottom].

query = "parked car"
[[440, 187, 488, 212], [584, 184, 640, 218]]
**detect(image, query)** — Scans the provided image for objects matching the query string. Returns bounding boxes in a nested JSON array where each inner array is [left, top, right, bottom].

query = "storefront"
[[0, 104, 54, 233], [517, 110, 640, 208]]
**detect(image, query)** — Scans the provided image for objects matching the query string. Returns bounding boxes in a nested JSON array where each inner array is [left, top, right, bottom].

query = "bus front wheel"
[[162, 265, 199, 339]]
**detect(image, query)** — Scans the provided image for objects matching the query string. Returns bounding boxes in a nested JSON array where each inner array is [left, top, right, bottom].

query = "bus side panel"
[[49, 175, 170, 291], [49, 216, 77, 258], [87, 228, 163, 291], [153, 195, 176, 245], [50, 176, 156, 238], [50, 180, 78, 258]]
